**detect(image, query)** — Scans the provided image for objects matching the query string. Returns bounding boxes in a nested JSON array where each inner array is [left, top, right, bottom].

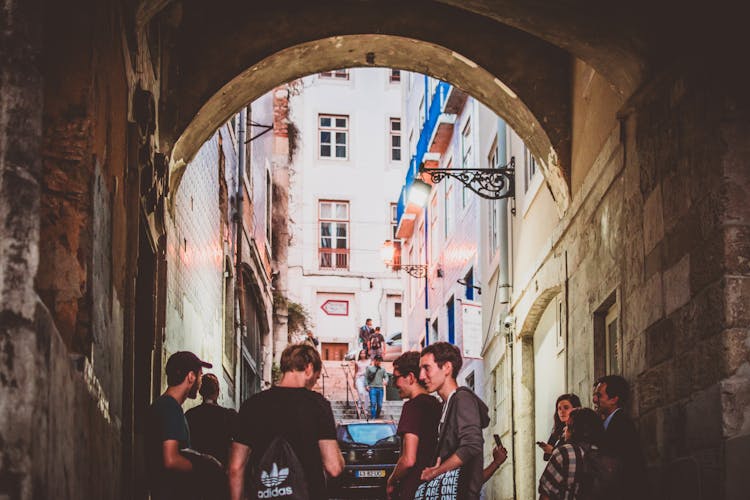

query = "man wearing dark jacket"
[[593, 375, 649, 499], [419, 342, 500, 499]]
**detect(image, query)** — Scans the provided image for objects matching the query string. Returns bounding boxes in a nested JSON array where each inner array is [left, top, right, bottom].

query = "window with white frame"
[[461, 119, 473, 168], [390, 203, 398, 240], [488, 138, 500, 257], [319, 201, 349, 269], [408, 245, 416, 305], [389, 69, 401, 83], [418, 97, 425, 129], [430, 194, 439, 262], [319, 115, 348, 159], [461, 120, 473, 208], [444, 179, 454, 238], [417, 221, 424, 266], [266, 171, 272, 243], [319, 69, 349, 80], [390, 118, 402, 161], [523, 144, 538, 192]]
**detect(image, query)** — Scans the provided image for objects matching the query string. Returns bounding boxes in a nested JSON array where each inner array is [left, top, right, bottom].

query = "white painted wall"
[[287, 69, 406, 352], [533, 297, 565, 482]]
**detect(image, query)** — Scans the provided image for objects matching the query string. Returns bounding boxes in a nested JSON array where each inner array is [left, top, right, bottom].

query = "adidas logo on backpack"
[[251, 437, 309, 499]]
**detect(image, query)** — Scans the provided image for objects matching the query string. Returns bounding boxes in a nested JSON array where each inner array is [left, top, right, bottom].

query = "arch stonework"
[[158, 0, 578, 211], [167, 34, 571, 210]]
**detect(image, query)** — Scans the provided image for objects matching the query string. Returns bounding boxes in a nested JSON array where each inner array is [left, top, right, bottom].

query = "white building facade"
[[287, 68, 406, 360]]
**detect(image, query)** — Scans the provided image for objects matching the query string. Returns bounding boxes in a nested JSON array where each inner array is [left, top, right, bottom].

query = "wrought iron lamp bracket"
[[419, 156, 516, 200], [396, 264, 428, 278]]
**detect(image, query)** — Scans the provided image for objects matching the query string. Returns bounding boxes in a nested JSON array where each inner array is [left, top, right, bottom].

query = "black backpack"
[[248, 436, 309, 500], [574, 444, 623, 500]]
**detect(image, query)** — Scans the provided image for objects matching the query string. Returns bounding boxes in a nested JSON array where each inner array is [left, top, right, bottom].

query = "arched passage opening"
[[167, 33, 573, 211]]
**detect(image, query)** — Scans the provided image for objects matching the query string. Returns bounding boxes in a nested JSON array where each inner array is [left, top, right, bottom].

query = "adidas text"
[[257, 486, 293, 498]]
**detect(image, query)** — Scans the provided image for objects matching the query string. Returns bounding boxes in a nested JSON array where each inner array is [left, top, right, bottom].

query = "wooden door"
[[321, 342, 349, 361]]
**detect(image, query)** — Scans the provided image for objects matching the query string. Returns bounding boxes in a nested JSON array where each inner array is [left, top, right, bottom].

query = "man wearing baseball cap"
[[146, 351, 213, 500]]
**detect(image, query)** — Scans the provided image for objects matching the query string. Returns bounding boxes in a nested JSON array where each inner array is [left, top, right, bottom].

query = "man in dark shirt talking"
[[386, 351, 442, 500], [185, 373, 237, 467], [146, 351, 213, 500]]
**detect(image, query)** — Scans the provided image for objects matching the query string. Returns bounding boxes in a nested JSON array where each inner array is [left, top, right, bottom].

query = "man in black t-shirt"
[[185, 373, 238, 467], [387, 351, 442, 500], [228, 344, 344, 500], [368, 326, 386, 360]]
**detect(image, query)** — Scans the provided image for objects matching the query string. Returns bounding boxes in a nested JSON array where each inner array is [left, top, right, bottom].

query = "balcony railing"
[[319, 248, 349, 270]]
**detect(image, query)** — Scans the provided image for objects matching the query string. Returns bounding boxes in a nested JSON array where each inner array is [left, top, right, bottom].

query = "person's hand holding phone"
[[492, 435, 508, 466], [536, 441, 554, 455]]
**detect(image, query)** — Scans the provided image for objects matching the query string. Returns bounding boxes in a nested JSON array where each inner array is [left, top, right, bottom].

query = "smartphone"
[[493, 434, 503, 448]]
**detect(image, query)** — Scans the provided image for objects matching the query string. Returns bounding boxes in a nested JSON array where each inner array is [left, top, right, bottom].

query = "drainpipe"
[[497, 118, 517, 499], [235, 107, 248, 398], [423, 203, 430, 345]]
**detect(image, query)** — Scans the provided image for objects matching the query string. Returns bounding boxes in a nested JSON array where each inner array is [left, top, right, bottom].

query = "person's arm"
[[482, 445, 508, 482], [319, 439, 344, 477], [420, 454, 464, 481], [162, 440, 193, 472], [228, 442, 251, 500], [387, 433, 419, 495]]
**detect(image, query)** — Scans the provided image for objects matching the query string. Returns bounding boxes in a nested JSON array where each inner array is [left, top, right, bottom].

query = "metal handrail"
[[342, 362, 366, 421], [320, 362, 329, 398]]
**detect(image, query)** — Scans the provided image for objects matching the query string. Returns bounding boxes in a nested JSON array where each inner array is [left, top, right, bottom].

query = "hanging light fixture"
[[381, 240, 428, 278]]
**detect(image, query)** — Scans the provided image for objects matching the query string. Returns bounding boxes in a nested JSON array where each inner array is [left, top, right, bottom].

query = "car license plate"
[[356, 469, 386, 478]]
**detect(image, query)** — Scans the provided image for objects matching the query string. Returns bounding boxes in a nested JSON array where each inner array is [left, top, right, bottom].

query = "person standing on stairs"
[[365, 355, 387, 419], [353, 349, 371, 416]]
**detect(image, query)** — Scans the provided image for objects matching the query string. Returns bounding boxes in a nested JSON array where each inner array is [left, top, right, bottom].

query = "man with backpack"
[[368, 326, 386, 360], [228, 344, 344, 500], [365, 354, 387, 419], [146, 351, 219, 500], [358, 318, 374, 357]]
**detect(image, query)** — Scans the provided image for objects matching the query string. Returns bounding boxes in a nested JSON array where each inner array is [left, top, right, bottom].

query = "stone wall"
[[483, 59, 750, 499]]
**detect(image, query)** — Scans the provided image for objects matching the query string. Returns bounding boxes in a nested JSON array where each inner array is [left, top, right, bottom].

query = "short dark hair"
[[421, 342, 462, 379], [566, 408, 604, 446], [280, 343, 322, 374], [200, 373, 220, 399], [393, 351, 421, 379], [595, 375, 630, 406], [553, 393, 582, 433], [366, 318, 372, 323]]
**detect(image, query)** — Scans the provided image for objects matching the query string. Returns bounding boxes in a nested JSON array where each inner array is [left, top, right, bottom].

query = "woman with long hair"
[[538, 393, 582, 461], [538, 408, 605, 500], [353, 349, 370, 415]]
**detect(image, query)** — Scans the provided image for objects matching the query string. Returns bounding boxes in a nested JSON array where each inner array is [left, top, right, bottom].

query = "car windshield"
[[339, 423, 397, 446]]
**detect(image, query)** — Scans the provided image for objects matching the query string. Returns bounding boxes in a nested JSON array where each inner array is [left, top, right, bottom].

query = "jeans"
[[355, 376, 369, 412], [369, 386, 384, 419]]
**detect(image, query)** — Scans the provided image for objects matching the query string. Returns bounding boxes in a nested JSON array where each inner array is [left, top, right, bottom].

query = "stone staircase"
[[313, 360, 404, 422]]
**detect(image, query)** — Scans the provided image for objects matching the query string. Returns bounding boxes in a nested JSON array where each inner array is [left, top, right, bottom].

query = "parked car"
[[330, 420, 401, 498], [344, 332, 403, 361]]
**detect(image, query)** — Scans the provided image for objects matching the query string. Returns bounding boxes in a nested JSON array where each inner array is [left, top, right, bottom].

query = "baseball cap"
[[374, 354, 383, 361], [165, 351, 212, 380]]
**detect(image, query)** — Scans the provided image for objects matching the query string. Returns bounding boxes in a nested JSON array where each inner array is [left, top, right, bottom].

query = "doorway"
[[321, 342, 349, 361]]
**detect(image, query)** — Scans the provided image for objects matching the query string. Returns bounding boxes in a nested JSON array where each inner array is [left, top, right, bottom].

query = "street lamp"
[[407, 178, 431, 207], [419, 157, 515, 200], [381, 240, 428, 278]]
